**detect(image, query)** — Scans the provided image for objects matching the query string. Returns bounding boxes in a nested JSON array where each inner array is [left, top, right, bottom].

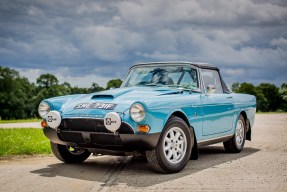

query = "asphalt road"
[[0, 114, 286, 192]]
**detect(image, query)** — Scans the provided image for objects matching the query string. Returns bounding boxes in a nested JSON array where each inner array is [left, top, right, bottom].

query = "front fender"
[[43, 94, 86, 111], [122, 106, 177, 134]]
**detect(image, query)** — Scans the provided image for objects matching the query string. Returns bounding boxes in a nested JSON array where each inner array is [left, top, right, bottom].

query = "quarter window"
[[201, 69, 223, 94]]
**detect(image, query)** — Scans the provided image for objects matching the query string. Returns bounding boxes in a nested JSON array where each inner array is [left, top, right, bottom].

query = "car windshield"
[[121, 65, 200, 91]]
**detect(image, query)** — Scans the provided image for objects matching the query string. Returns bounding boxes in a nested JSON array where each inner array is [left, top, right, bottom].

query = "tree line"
[[0, 66, 122, 120], [231, 82, 287, 112], [0, 66, 286, 120]]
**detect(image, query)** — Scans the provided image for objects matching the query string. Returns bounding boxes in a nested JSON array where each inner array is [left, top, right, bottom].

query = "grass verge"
[[0, 128, 51, 156], [0, 119, 41, 124]]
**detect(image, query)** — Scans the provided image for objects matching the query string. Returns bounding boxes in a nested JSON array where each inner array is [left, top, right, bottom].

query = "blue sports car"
[[39, 61, 256, 173]]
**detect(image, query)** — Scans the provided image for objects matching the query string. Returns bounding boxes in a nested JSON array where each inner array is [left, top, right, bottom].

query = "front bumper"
[[43, 128, 161, 151]]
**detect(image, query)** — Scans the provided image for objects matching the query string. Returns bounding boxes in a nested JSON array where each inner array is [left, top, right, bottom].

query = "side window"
[[201, 69, 223, 94]]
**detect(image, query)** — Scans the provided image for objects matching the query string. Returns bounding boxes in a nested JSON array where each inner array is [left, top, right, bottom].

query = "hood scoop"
[[91, 95, 114, 100]]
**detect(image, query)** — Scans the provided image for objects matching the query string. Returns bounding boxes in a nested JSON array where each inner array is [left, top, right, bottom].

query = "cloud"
[[17, 67, 111, 88], [73, 26, 143, 61], [117, 0, 287, 27], [0, 0, 286, 87], [271, 37, 287, 49]]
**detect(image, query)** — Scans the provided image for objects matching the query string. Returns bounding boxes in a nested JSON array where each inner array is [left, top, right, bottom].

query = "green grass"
[[0, 119, 41, 124], [0, 128, 51, 156]]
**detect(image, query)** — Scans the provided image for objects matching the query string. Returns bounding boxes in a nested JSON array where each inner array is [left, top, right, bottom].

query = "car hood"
[[59, 86, 183, 118]]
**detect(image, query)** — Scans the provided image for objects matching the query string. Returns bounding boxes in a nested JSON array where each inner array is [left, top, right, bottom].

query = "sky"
[[0, 0, 287, 88]]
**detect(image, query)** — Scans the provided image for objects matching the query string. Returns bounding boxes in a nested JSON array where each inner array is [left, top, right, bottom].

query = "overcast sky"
[[0, 0, 287, 88]]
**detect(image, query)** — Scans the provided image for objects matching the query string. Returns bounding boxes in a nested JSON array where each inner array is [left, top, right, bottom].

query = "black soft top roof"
[[132, 61, 219, 71]]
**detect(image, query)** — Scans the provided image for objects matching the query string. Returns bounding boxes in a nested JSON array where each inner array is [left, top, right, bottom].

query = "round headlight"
[[38, 102, 51, 118], [130, 103, 146, 122]]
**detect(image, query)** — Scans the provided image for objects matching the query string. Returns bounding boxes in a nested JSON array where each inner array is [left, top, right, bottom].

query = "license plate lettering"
[[75, 103, 117, 110]]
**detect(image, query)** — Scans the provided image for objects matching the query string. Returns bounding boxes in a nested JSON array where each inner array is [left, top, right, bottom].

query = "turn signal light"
[[41, 121, 47, 128], [137, 125, 150, 133]]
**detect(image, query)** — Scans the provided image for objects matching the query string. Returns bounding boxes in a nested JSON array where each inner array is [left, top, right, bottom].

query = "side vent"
[[91, 95, 114, 100]]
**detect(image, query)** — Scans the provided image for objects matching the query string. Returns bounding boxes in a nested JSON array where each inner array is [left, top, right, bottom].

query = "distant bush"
[[232, 82, 287, 112]]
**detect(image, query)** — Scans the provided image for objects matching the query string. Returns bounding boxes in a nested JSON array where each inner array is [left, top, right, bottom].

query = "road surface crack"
[[90, 156, 131, 192]]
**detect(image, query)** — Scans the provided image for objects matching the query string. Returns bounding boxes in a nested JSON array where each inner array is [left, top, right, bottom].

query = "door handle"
[[226, 96, 233, 99]]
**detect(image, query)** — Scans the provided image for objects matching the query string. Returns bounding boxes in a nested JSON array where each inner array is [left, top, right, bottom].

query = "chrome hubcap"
[[66, 146, 85, 155], [163, 127, 187, 164], [235, 120, 244, 147]]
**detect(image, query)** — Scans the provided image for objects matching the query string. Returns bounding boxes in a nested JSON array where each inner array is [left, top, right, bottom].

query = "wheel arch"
[[239, 110, 251, 141], [169, 111, 199, 160], [169, 111, 190, 127]]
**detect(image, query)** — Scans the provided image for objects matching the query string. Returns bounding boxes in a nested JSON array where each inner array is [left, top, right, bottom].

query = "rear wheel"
[[146, 116, 193, 173], [224, 114, 246, 153], [50, 142, 91, 163]]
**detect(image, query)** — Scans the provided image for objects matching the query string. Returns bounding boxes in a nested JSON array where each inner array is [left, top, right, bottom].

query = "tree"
[[236, 82, 268, 112], [89, 83, 104, 92], [279, 83, 287, 101], [279, 83, 287, 111], [231, 82, 240, 92], [106, 79, 122, 90], [36, 74, 58, 88], [237, 82, 257, 95], [70, 86, 89, 94], [0, 67, 34, 119], [257, 83, 281, 112]]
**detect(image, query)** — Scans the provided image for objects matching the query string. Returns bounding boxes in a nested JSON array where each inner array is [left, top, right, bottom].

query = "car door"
[[200, 68, 234, 136]]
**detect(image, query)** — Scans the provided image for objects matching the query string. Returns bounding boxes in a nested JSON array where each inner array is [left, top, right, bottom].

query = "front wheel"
[[50, 142, 91, 163], [224, 114, 246, 153], [146, 116, 193, 173]]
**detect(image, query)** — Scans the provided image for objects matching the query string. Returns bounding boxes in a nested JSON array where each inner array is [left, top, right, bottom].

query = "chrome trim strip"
[[149, 105, 201, 110], [233, 102, 256, 105], [198, 134, 234, 144]]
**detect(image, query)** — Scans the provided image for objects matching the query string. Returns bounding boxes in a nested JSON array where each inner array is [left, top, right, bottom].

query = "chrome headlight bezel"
[[129, 103, 146, 122], [38, 101, 51, 118]]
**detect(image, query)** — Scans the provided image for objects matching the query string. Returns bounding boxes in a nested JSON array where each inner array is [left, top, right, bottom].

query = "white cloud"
[[0, 0, 286, 86], [76, 2, 107, 14], [73, 26, 143, 61], [0, 36, 79, 60], [117, 0, 287, 27], [221, 68, 245, 76], [271, 38, 287, 49], [136, 52, 182, 61], [27, 5, 44, 16], [17, 67, 111, 88]]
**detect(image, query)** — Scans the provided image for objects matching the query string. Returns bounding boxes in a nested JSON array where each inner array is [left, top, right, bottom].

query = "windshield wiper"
[[135, 82, 160, 87], [189, 89, 201, 93], [144, 83, 160, 87], [165, 84, 201, 93]]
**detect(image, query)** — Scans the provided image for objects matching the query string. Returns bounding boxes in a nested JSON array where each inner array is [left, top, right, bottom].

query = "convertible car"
[[39, 61, 256, 173]]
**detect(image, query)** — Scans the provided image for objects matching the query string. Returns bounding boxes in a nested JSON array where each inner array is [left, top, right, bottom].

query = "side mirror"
[[206, 84, 216, 94]]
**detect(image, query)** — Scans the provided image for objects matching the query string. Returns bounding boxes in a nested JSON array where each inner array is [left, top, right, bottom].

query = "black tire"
[[223, 114, 246, 153], [146, 116, 193, 173], [50, 142, 91, 163]]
